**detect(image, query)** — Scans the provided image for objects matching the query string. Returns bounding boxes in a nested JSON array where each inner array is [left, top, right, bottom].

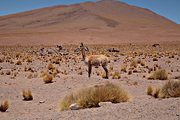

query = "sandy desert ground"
[[0, 43, 180, 120]]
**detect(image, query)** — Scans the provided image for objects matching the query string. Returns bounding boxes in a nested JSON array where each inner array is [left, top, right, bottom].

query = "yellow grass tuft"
[[121, 65, 127, 72], [148, 69, 168, 80], [140, 61, 145, 66], [47, 63, 55, 70], [112, 71, 121, 79], [130, 60, 137, 68], [147, 86, 154, 96], [153, 88, 160, 98], [146, 80, 180, 99], [60, 83, 130, 111], [128, 70, 132, 75], [16, 60, 22, 65], [0, 100, 9, 112], [22, 89, 33, 101], [43, 73, 53, 83], [101, 72, 107, 79], [159, 80, 180, 98]]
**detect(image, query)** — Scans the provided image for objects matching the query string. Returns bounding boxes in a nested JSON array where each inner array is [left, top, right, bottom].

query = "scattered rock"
[[39, 101, 45, 104], [69, 103, 81, 110], [98, 102, 112, 107]]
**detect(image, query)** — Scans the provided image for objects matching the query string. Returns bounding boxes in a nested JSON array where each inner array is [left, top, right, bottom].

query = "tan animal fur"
[[80, 43, 109, 79]]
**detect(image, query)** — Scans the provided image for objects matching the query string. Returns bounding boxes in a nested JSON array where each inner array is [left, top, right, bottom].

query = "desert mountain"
[[0, 0, 179, 45]]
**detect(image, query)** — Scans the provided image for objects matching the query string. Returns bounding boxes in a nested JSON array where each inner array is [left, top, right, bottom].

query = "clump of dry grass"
[[121, 65, 127, 72], [78, 71, 83, 75], [22, 89, 33, 101], [101, 72, 107, 79], [130, 60, 137, 68], [43, 73, 53, 83], [16, 60, 22, 65], [60, 83, 130, 111], [0, 100, 9, 112], [5, 70, 11, 75], [153, 88, 160, 98], [26, 57, 33, 63], [159, 80, 180, 98], [152, 57, 159, 61], [147, 69, 168, 80], [147, 86, 154, 95], [128, 70, 132, 75], [51, 68, 60, 77], [47, 63, 55, 70], [112, 71, 121, 79], [140, 61, 145, 66], [147, 80, 180, 98]]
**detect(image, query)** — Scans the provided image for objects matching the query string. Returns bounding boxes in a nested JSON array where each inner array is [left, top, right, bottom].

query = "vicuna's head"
[[80, 42, 89, 61]]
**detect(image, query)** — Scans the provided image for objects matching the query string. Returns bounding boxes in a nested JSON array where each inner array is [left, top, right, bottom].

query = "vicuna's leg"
[[88, 64, 92, 78], [102, 65, 108, 79]]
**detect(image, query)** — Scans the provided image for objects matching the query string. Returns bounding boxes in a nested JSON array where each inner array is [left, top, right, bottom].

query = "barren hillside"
[[0, 0, 179, 45]]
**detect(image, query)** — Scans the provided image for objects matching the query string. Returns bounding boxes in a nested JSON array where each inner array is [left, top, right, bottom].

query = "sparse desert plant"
[[140, 61, 145, 66], [130, 60, 137, 68], [146, 80, 180, 99], [15, 52, 21, 58], [5, 70, 11, 75], [147, 69, 168, 80], [43, 73, 53, 83], [101, 72, 107, 79], [109, 66, 114, 71], [27, 73, 33, 79], [121, 65, 127, 72], [133, 69, 138, 73], [22, 90, 33, 101], [153, 88, 160, 98], [16, 60, 22, 65], [51, 68, 60, 77], [0, 58, 4, 63], [112, 71, 121, 79], [0, 100, 9, 112], [47, 63, 55, 70], [158, 80, 180, 98], [147, 86, 154, 95], [60, 83, 130, 111], [78, 71, 83, 75], [26, 57, 33, 63], [128, 70, 132, 75], [153, 58, 158, 61]]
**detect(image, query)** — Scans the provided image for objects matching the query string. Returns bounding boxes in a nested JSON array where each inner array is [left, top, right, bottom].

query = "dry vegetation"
[[159, 80, 180, 98], [60, 83, 130, 111], [22, 89, 33, 101], [147, 69, 168, 80], [0, 100, 9, 112], [0, 44, 179, 119], [147, 80, 180, 98], [147, 86, 154, 96], [42, 73, 54, 83]]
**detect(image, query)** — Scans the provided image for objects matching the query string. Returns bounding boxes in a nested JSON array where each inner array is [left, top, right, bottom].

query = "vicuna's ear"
[[80, 42, 84, 47]]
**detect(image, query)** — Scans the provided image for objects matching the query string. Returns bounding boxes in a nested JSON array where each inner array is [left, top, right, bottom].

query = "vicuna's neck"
[[81, 48, 86, 61]]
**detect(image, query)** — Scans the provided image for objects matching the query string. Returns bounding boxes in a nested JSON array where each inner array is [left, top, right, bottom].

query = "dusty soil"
[[0, 44, 180, 120]]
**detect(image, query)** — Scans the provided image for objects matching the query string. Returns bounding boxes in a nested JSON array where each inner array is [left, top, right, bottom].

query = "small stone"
[[69, 103, 81, 110], [98, 102, 112, 107], [39, 101, 45, 103]]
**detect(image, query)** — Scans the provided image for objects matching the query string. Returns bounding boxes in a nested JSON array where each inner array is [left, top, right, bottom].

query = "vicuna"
[[80, 43, 109, 79]]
